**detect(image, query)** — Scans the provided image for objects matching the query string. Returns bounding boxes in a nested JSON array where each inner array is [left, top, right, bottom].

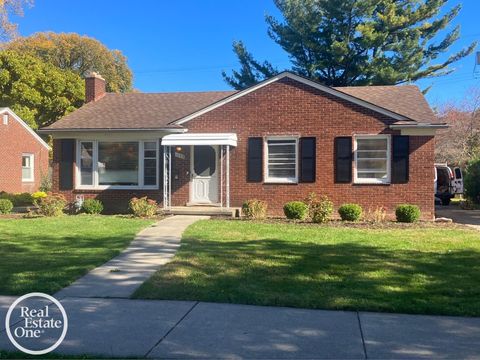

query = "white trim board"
[[21, 153, 35, 183], [172, 72, 412, 126], [0, 108, 51, 150], [162, 133, 238, 147]]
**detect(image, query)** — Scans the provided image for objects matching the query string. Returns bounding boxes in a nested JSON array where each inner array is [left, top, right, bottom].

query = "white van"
[[434, 163, 464, 205]]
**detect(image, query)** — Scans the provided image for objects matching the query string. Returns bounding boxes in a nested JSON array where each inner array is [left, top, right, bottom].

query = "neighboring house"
[[40, 72, 446, 219], [0, 108, 50, 193]]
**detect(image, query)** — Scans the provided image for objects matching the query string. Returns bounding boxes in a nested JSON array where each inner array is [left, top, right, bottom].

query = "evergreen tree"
[[224, 0, 476, 89], [222, 41, 277, 89]]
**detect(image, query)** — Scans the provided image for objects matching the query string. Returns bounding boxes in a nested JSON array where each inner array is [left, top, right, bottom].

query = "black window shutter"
[[392, 135, 409, 183], [247, 137, 263, 182], [300, 137, 316, 182], [334, 137, 352, 183], [59, 139, 75, 190]]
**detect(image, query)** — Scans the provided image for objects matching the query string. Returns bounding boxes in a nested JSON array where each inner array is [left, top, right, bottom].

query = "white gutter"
[[38, 127, 187, 133]]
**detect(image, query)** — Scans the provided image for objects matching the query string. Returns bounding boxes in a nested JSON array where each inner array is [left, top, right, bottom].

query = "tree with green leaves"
[[4, 32, 132, 92], [0, 50, 84, 129], [224, 0, 476, 89]]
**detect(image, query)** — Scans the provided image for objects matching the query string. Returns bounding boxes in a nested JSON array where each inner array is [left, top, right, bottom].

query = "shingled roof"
[[42, 73, 436, 131], [44, 91, 236, 130], [334, 85, 436, 123]]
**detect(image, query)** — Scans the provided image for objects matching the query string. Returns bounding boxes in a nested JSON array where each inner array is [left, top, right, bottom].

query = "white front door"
[[190, 145, 219, 204]]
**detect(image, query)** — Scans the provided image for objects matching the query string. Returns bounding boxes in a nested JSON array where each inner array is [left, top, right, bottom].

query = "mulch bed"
[[224, 216, 467, 230]]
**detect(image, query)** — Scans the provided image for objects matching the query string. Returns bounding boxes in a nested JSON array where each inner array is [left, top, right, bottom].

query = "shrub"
[[37, 193, 67, 217], [32, 191, 47, 206], [311, 196, 334, 224], [338, 203, 363, 221], [365, 206, 387, 223], [39, 174, 52, 192], [304, 192, 317, 219], [0, 192, 13, 203], [395, 204, 421, 223], [0, 199, 13, 214], [465, 158, 480, 205], [283, 201, 308, 220], [0, 192, 33, 206], [129, 197, 158, 218], [82, 199, 104, 214], [17, 192, 34, 206], [242, 199, 267, 219]]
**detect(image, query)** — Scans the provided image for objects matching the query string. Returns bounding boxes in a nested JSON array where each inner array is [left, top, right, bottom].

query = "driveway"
[[435, 206, 480, 230]]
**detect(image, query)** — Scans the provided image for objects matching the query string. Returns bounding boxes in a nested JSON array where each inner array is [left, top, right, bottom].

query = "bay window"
[[99, 142, 139, 186], [354, 135, 390, 184], [265, 137, 298, 183], [77, 140, 158, 189], [143, 142, 158, 186], [80, 142, 94, 186]]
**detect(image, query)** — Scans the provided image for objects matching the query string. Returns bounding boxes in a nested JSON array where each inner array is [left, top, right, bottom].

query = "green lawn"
[[0, 215, 153, 295], [135, 220, 480, 316]]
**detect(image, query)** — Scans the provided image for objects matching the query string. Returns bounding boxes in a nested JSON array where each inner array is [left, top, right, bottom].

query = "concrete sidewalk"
[[1, 296, 479, 359], [55, 215, 209, 298]]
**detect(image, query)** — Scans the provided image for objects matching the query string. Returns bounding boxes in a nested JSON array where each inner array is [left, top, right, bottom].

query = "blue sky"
[[13, 0, 480, 107]]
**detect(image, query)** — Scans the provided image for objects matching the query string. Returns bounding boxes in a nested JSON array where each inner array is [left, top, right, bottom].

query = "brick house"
[[40, 72, 446, 219], [0, 108, 50, 193]]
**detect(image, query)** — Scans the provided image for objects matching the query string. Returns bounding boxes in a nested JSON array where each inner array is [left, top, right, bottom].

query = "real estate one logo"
[[5, 292, 68, 355]]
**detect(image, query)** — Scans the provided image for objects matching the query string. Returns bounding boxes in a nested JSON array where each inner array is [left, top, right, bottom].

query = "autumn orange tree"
[[0, 0, 32, 41], [4, 32, 132, 92]]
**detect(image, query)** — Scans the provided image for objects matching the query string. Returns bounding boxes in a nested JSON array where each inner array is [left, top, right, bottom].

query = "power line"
[[134, 60, 291, 75]]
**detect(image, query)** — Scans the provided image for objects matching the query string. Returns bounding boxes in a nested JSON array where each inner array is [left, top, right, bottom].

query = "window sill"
[[264, 179, 298, 185], [21, 180, 34, 183], [353, 181, 391, 186], [75, 186, 159, 191]]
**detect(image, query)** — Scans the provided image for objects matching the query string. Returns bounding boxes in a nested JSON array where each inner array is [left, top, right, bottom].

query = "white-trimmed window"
[[354, 135, 391, 184], [265, 137, 298, 183], [76, 140, 159, 189], [22, 154, 34, 182]]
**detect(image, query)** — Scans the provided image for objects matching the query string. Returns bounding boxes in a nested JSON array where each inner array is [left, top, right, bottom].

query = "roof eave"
[[38, 127, 187, 133], [390, 123, 449, 129]]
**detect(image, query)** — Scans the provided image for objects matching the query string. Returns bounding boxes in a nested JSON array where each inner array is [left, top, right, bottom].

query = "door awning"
[[161, 133, 238, 147]]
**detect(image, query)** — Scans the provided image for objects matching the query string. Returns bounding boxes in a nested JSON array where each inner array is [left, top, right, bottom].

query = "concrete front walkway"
[[55, 215, 209, 298], [1, 297, 479, 359]]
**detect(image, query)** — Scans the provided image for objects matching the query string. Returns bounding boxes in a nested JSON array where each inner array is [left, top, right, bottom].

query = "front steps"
[[164, 206, 241, 217]]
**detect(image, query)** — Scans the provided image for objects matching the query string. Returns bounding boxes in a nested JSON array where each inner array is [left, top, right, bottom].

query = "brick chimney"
[[85, 71, 106, 103]]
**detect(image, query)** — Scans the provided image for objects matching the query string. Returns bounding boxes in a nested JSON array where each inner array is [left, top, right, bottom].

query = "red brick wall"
[[85, 75, 106, 103], [176, 77, 435, 219], [0, 112, 49, 193], [51, 77, 435, 219]]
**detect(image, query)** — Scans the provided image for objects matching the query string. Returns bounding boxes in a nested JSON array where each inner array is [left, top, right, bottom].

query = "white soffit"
[[161, 133, 238, 147], [390, 123, 449, 136]]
